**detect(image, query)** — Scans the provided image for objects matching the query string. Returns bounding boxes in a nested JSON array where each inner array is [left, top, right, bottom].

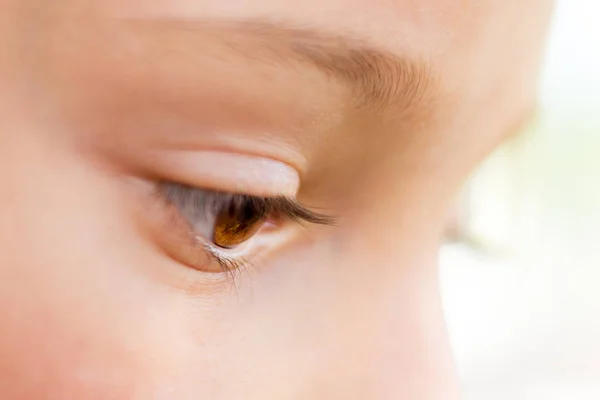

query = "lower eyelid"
[[199, 242, 250, 272]]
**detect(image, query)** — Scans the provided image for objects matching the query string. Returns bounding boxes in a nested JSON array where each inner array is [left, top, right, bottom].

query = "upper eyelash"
[[163, 182, 336, 227]]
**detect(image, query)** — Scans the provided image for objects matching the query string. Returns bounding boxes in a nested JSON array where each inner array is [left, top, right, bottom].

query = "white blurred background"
[[440, 1, 600, 398]]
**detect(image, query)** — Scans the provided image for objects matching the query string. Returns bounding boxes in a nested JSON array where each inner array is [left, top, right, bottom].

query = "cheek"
[[0, 141, 215, 398], [0, 297, 146, 399]]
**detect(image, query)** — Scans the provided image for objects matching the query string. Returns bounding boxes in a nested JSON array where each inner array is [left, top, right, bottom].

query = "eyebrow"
[[128, 19, 434, 112]]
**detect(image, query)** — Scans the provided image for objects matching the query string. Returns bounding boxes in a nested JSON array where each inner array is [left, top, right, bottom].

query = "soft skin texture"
[[0, 1, 552, 399]]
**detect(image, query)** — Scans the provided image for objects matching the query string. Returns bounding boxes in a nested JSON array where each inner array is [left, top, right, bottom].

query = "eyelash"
[[200, 242, 251, 277], [158, 182, 334, 274]]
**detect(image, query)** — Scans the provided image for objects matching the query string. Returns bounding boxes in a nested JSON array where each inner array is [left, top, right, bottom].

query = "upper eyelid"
[[144, 150, 302, 198]]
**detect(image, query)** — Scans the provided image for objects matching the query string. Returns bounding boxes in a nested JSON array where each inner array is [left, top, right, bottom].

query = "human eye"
[[151, 182, 334, 275]]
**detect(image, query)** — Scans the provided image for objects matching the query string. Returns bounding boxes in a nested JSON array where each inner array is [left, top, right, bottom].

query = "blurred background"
[[439, 1, 600, 399]]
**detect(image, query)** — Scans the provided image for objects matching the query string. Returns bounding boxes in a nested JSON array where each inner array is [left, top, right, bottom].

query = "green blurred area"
[[463, 97, 600, 258]]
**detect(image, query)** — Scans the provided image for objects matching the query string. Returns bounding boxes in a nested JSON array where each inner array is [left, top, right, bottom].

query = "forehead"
[[57, 0, 467, 55]]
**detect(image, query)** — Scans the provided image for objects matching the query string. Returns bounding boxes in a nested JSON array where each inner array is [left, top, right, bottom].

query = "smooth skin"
[[0, 0, 553, 399]]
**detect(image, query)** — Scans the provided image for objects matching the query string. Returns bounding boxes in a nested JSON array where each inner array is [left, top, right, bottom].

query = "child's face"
[[0, 0, 552, 398]]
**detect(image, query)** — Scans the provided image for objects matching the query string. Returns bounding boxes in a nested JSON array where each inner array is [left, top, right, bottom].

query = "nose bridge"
[[313, 240, 458, 399], [247, 223, 457, 398]]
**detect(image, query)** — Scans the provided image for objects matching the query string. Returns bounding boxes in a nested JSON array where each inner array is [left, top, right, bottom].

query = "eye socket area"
[[153, 183, 334, 274], [148, 185, 268, 274]]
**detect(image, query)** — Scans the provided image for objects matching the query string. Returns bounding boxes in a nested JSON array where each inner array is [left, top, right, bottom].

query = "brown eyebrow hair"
[[127, 19, 435, 112]]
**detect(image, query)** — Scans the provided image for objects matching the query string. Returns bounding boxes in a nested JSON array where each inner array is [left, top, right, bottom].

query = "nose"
[[267, 235, 460, 399], [321, 264, 459, 399], [227, 219, 459, 399]]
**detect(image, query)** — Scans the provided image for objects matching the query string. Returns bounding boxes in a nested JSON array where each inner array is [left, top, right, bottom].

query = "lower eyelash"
[[197, 239, 252, 276]]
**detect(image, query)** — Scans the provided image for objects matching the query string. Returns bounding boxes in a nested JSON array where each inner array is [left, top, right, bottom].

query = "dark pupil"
[[212, 196, 269, 249]]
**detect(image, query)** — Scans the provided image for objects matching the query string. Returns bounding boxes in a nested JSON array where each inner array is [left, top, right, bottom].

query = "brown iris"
[[212, 196, 270, 249]]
